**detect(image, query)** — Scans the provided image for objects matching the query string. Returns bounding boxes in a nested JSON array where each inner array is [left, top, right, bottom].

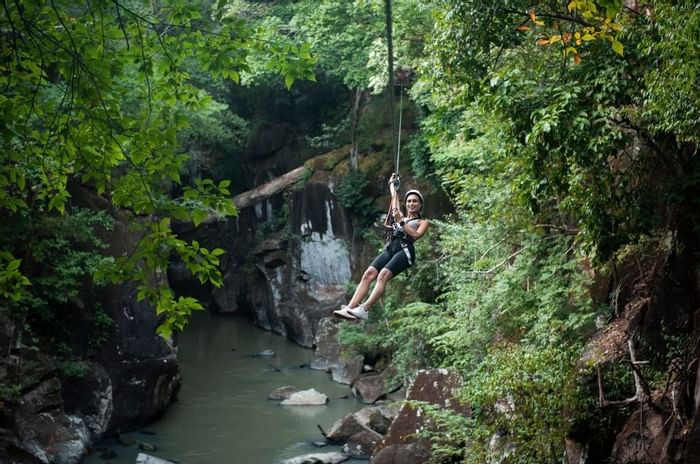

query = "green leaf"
[[284, 74, 294, 90], [611, 39, 624, 56]]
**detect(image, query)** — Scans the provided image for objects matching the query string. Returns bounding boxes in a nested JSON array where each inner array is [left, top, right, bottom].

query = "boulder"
[[354, 405, 397, 435], [370, 443, 431, 464], [61, 362, 113, 437], [351, 367, 401, 404], [253, 349, 276, 358], [279, 451, 349, 464], [311, 317, 364, 385], [269, 386, 300, 401], [343, 429, 384, 458], [280, 388, 328, 406], [15, 410, 89, 464], [370, 369, 470, 464], [324, 413, 375, 444], [135, 453, 176, 464]]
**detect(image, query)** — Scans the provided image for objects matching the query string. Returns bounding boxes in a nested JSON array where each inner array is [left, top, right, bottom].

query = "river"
[[83, 312, 366, 464]]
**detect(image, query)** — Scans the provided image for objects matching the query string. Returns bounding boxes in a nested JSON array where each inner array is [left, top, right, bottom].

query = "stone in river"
[[134, 453, 176, 464], [268, 385, 300, 400], [278, 451, 349, 464], [253, 349, 276, 357], [280, 388, 328, 406]]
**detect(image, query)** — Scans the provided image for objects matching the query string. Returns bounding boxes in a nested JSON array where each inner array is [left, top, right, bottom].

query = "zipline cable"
[[395, 85, 403, 175]]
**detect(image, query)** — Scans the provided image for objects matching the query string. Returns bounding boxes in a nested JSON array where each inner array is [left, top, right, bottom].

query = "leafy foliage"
[[0, 0, 314, 335], [341, 1, 700, 460], [333, 170, 376, 226], [462, 344, 585, 464]]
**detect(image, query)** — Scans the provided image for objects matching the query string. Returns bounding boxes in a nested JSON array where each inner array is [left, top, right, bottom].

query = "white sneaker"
[[333, 305, 357, 320], [347, 305, 369, 321]]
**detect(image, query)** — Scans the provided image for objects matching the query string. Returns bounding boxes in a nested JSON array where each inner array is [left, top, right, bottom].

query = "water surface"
[[84, 312, 364, 464]]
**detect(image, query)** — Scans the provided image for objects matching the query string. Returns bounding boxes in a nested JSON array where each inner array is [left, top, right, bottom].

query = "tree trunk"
[[349, 88, 366, 171]]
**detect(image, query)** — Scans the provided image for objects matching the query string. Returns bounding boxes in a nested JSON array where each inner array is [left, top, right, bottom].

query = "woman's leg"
[[347, 266, 378, 308], [361, 248, 411, 311], [362, 268, 394, 311]]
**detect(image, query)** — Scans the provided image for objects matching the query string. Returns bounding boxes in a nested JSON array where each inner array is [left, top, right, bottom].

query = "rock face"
[[610, 409, 673, 464], [0, 187, 181, 464], [370, 369, 470, 464], [0, 288, 179, 464], [172, 164, 358, 349]]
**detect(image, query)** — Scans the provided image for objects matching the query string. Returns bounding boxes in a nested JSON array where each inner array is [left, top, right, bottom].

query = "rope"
[[395, 85, 404, 175]]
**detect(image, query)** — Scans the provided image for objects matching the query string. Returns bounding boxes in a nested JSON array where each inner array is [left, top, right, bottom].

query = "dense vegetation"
[[0, 0, 314, 341], [2, 0, 699, 462], [338, 0, 700, 461]]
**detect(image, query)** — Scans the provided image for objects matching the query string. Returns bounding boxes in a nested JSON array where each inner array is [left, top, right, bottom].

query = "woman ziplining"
[[333, 173, 429, 321]]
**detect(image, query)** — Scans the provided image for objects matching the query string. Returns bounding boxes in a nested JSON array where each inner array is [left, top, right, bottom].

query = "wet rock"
[[324, 413, 374, 444], [342, 429, 383, 458], [253, 349, 276, 358], [279, 451, 349, 464], [138, 442, 157, 452], [135, 453, 176, 464], [268, 386, 300, 401], [280, 388, 328, 406]]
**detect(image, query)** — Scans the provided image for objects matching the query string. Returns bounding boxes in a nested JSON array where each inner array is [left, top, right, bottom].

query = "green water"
[[84, 312, 365, 464]]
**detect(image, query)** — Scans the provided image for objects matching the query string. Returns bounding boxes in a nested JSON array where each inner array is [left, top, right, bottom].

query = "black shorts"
[[369, 239, 416, 275]]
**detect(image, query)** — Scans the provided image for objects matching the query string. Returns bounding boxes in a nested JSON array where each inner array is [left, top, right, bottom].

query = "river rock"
[[324, 413, 373, 444], [351, 367, 401, 404], [311, 317, 364, 385], [370, 443, 431, 464], [279, 451, 349, 464], [135, 453, 176, 464], [342, 429, 383, 458], [370, 368, 470, 464], [253, 349, 277, 358], [269, 386, 300, 400], [354, 405, 396, 435], [280, 388, 328, 406]]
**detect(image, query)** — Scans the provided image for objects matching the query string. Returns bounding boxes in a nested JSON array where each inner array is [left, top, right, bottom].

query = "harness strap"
[[401, 241, 413, 266]]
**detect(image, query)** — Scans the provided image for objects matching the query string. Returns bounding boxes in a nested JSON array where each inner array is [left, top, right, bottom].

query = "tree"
[[0, 0, 315, 337], [289, 0, 385, 170]]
